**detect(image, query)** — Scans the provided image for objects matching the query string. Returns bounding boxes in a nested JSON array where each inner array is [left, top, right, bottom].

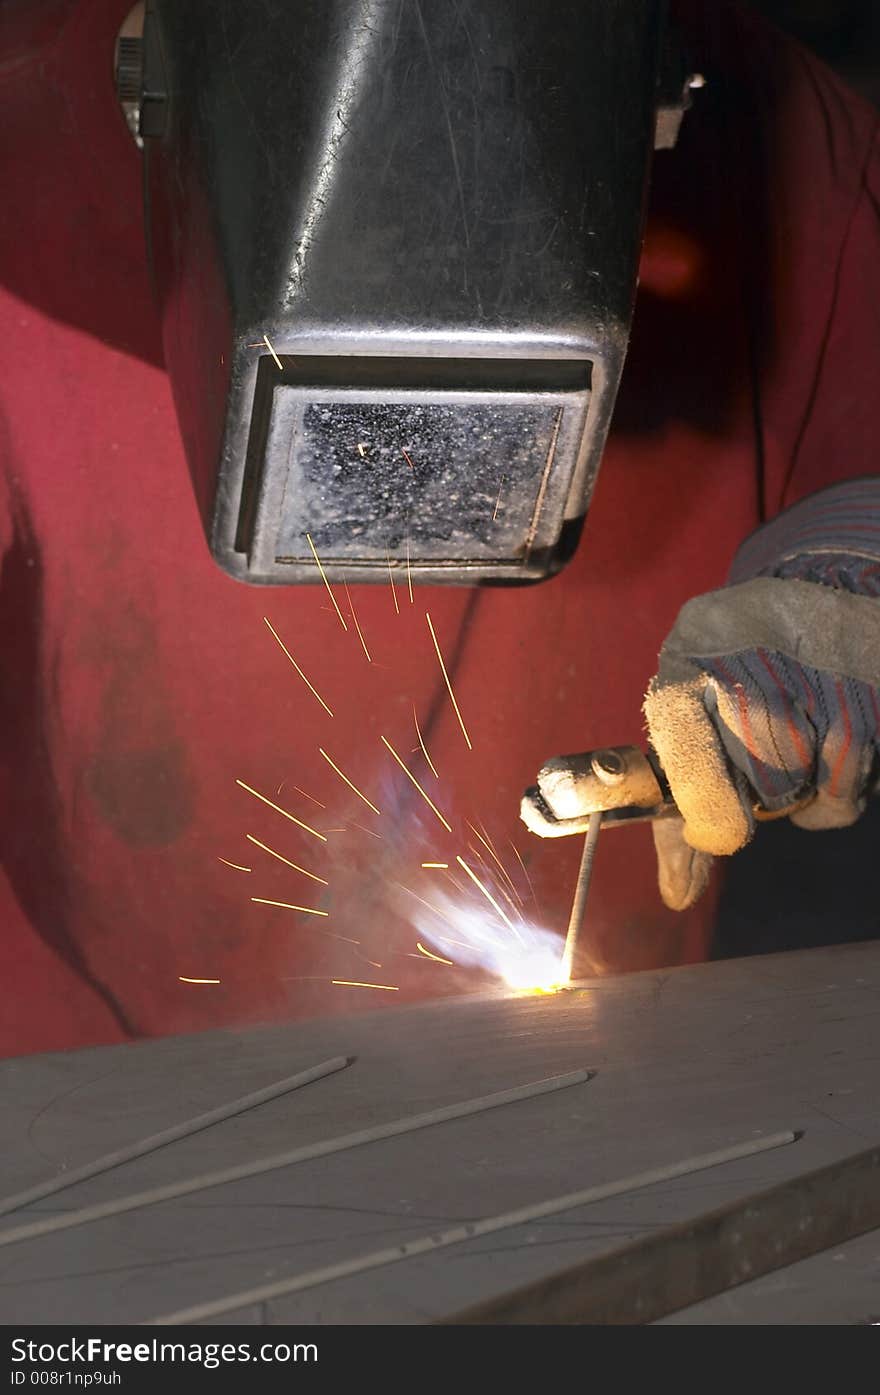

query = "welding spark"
[[406, 535, 414, 605], [416, 942, 454, 965], [509, 840, 539, 908], [305, 532, 348, 632], [426, 611, 472, 750], [342, 576, 372, 662], [455, 856, 524, 942], [401, 448, 415, 471], [179, 976, 221, 984], [396, 883, 458, 927], [245, 834, 328, 885], [467, 823, 524, 908], [235, 781, 329, 842], [413, 704, 439, 779], [263, 617, 334, 716], [386, 550, 400, 614], [467, 845, 522, 921], [493, 476, 505, 521], [251, 897, 329, 917], [331, 980, 399, 991], [318, 748, 381, 815], [429, 932, 486, 954], [350, 820, 383, 839], [282, 975, 333, 983], [496, 882, 524, 920], [380, 735, 453, 832], [357, 442, 369, 458], [470, 822, 523, 904], [235, 779, 327, 842], [293, 786, 325, 808], [262, 334, 284, 371], [421, 862, 448, 869], [217, 857, 252, 873], [442, 872, 470, 905]]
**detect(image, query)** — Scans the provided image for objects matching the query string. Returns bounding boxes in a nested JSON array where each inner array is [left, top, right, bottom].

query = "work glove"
[[643, 478, 880, 910]]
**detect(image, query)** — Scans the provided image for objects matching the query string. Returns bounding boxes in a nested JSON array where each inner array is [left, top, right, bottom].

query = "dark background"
[[754, 0, 880, 107], [715, 1, 880, 960]]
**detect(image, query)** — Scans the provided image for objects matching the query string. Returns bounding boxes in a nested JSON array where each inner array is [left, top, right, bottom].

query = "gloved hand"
[[644, 478, 880, 910]]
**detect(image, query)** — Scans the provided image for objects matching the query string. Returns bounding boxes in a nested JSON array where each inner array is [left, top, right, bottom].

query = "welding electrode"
[[560, 810, 603, 983]]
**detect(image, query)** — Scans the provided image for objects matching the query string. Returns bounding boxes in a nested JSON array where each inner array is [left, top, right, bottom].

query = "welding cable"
[[0, 1056, 354, 1221], [147, 1128, 798, 1326], [0, 1067, 593, 1249]]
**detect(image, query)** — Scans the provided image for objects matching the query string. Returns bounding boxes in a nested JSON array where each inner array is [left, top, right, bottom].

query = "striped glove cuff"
[[730, 477, 880, 594]]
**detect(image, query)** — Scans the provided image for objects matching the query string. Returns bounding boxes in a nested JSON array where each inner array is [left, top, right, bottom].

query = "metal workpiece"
[[136, 0, 666, 584], [521, 744, 674, 838], [3, 941, 880, 1324], [448, 1140, 880, 1325], [156, 1127, 797, 1326]]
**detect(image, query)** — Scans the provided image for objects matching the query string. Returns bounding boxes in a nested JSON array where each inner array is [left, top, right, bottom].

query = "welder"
[[1, 0, 878, 1056]]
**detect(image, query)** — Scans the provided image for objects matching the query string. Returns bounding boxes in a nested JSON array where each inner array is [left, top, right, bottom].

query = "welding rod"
[[149, 1129, 797, 1325], [0, 1069, 591, 1250], [0, 1056, 354, 1222], [561, 810, 602, 983]]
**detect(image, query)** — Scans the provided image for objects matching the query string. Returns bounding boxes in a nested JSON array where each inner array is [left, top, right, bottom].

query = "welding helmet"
[[117, 0, 696, 586]]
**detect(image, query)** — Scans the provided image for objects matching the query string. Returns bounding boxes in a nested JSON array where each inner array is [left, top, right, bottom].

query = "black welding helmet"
[[118, 0, 693, 586]]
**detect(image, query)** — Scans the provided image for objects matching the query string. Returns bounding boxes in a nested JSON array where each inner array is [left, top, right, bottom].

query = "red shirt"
[[1, 1, 878, 1055]]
